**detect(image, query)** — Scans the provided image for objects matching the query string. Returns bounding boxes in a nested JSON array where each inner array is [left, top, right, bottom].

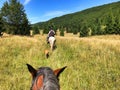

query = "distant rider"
[[47, 28, 55, 44]]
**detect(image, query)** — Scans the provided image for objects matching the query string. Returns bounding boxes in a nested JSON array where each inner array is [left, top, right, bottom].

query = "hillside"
[[33, 1, 120, 36], [0, 35, 120, 90]]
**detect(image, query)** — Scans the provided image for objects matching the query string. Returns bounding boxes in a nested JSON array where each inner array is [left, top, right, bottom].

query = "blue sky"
[[0, 0, 119, 24]]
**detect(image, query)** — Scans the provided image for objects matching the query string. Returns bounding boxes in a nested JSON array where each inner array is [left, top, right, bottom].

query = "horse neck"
[[42, 68, 60, 90]]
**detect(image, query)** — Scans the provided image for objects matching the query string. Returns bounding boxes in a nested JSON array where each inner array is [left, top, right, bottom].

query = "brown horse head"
[[26, 64, 67, 90]]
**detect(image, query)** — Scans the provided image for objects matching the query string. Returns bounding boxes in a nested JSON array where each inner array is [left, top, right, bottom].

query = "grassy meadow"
[[0, 35, 120, 90]]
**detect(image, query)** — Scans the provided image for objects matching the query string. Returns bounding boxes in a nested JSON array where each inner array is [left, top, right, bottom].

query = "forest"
[[33, 1, 120, 37]]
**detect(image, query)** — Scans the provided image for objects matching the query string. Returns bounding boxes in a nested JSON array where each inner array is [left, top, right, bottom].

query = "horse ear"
[[54, 66, 67, 78], [26, 64, 37, 78]]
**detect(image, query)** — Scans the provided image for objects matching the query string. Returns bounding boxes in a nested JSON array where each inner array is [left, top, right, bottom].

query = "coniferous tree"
[[0, 13, 3, 36], [105, 10, 115, 34], [32, 25, 39, 34], [80, 24, 89, 37], [114, 16, 120, 34], [60, 27, 64, 36], [1, 0, 30, 35]]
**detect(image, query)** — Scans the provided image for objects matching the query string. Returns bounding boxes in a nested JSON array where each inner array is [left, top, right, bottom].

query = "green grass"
[[0, 35, 120, 90]]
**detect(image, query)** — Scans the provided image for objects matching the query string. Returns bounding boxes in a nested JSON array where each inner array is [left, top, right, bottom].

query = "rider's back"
[[49, 30, 55, 37]]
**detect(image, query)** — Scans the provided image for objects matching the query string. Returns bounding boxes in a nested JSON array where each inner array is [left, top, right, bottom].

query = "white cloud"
[[23, 0, 31, 5], [29, 10, 72, 24], [28, 16, 39, 24], [44, 10, 72, 17]]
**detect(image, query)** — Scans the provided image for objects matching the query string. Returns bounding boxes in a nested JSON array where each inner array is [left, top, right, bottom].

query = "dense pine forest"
[[33, 1, 120, 37]]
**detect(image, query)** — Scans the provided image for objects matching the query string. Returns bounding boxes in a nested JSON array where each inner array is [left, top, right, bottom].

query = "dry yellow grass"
[[0, 35, 120, 90]]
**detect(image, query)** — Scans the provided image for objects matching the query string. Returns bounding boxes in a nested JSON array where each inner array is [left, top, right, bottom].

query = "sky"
[[0, 0, 119, 24]]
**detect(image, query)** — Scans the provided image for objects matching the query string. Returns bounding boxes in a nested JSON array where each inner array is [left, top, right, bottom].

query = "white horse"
[[48, 36, 56, 51]]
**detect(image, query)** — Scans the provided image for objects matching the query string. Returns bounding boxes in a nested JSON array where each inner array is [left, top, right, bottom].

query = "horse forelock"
[[42, 67, 59, 90], [31, 67, 59, 90]]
